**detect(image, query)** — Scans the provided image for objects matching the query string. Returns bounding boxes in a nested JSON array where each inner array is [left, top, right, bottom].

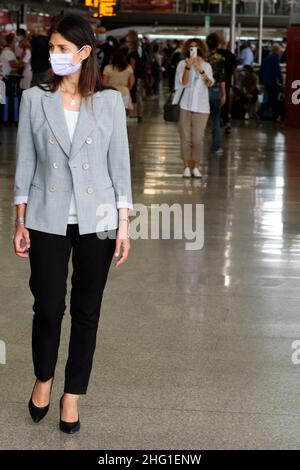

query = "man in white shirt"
[[0, 34, 19, 77], [239, 42, 254, 66]]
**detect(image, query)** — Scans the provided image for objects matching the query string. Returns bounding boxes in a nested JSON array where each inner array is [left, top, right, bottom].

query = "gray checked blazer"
[[14, 86, 133, 235]]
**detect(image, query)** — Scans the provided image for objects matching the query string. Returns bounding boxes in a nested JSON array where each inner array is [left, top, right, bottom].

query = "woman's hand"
[[114, 222, 130, 268], [13, 225, 30, 258], [185, 57, 197, 68], [193, 56, 205, 71]]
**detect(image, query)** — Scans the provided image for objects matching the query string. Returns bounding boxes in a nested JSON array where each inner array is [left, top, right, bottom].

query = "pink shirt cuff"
[[14, 196, 28, 205], [117, 200, 133, 210]]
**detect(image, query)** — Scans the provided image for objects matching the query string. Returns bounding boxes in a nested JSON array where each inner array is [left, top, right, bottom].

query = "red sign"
[[285, 26, 300, 129], [0, 10, 11, 25], [120, 0, 173, 12]]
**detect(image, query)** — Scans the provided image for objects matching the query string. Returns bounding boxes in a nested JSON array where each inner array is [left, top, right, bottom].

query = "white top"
[[0, 48, 17, 77], [173, 60, 214, 114], [64, 109, 79, 224], [20, 49, 32, 90]]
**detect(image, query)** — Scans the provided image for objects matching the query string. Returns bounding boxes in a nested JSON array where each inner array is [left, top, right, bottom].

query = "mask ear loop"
[[71, 46, 85, 65]]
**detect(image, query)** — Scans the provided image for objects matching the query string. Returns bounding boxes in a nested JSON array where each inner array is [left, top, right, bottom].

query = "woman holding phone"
[[173, 38, 214, 178]]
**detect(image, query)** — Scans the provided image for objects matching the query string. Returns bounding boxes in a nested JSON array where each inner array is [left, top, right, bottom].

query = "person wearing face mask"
[[13, 14, 132, 435], [95, 26, 114, 73], [173, 38, 214, 178]]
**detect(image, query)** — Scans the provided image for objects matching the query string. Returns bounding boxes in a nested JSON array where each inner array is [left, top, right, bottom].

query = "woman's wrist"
[[15, 217, 25, 227], [118, 217, 130, 238]]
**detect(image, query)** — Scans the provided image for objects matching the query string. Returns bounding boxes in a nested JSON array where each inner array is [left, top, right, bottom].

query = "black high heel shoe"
[[28, 378, 54, 423], [59, 395, 80, 434]]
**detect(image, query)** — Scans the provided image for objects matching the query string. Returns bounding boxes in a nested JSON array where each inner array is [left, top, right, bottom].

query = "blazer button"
[[49, 185, 56, 192], [86, 187, 94, 194], [49, 138, 55, 145], [82, 163, 89, 170], [85, 137, 92, 145], [53, 162, 59, 169]]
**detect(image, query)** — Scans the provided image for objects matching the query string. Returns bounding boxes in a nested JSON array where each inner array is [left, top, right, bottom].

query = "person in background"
[[239, 41, 254, 66], [0, 34, 19, 79], [19, 35, 32, 92], [141, 36, 153, 97], [217, 34, 237, 135], [257, 43, 283, 123], [151, 43, 162, 95], [15, 28, 27, 61], [95, 26, 114, 73], [162, 40, 174, 87], [0, 34, 21, 123], [280, 39, 287, 64], [106, 35, 119, 50], [174, 38, 214, 178], [0, 34, 6, 52], [233, 65, 258, 119], [30, 30, 51, 86], [206, 33, 226, 155], [127, 30, 144, 122], [102, 50, 135, 111], [169, 40, 182, 91]]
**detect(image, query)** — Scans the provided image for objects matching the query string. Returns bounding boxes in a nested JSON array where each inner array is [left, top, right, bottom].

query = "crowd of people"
[[0, 26, 286, 176]]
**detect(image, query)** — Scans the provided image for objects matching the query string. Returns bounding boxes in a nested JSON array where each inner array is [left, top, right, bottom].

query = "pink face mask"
[[50, 47, 84, 76]]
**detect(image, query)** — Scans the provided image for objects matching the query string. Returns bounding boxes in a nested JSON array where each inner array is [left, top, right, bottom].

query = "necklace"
[[60, 86, 77, 106]]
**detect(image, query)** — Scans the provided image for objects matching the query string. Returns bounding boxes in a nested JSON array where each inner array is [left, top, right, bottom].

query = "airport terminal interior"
[[0, 0, 300, 451]]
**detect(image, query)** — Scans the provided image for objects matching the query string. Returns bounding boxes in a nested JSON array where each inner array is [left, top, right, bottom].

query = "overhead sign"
[[85, 0, 117, 17]]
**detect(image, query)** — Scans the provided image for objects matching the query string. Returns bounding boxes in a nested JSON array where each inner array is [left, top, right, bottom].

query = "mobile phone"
[[190, 47, 198, 59]]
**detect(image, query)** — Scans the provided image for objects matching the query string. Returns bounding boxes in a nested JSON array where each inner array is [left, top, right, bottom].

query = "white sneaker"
[[183, 167, 192, 178], [214, 148, 224, 156], [192, 167, 202, 178]]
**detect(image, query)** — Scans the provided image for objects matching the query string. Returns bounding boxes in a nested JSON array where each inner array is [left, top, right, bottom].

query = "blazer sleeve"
[[107, 92, 133, 210], [13, 91, 37, 204]]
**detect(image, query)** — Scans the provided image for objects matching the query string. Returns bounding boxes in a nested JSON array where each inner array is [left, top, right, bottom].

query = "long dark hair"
[[111, 50, 129, 72], [40, 14, 103, 96]]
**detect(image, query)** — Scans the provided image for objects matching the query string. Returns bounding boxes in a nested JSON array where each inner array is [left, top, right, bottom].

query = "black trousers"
[[221, 84, 231, 126], [258, 84, 280, 122], [28, 224, 115, 394]]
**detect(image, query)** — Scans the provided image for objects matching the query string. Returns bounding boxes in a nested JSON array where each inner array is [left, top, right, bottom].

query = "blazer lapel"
[[42, 88, 71, 157], [69, 95, 98, 161]]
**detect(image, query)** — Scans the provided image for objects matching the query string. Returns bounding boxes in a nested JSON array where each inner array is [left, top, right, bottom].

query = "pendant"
[[70, 99, 76, 106]]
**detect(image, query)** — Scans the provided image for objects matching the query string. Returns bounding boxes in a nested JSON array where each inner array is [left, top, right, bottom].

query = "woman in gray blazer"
[[12, 14, 133, 434]]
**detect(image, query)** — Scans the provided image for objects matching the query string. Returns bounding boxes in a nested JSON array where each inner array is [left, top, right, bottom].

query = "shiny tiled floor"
[[1, 94, 300, 449]]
